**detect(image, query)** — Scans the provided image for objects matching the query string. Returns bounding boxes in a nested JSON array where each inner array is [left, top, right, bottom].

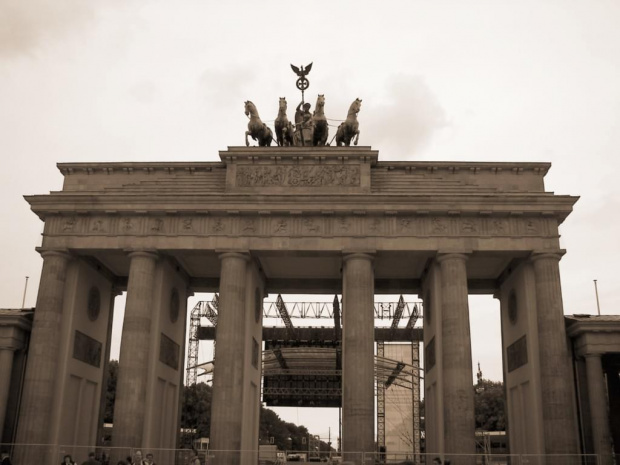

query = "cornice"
[[374, 161, 551, 175], [24, 193, 578, 221], [566, 318, 620, 338], [57, 161, 226, 175]]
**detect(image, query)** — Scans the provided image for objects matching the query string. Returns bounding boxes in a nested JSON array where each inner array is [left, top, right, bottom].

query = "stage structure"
[[15, 145, 580, 465], [194, 295, 422, 457]]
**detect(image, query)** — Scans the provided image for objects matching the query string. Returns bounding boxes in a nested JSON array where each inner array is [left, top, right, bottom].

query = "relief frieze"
[[236, 165, 361, 187], [47, 214, 554, 239]]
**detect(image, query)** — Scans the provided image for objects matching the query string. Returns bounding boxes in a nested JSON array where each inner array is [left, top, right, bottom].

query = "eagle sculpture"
[[290, 62, 313, 77]]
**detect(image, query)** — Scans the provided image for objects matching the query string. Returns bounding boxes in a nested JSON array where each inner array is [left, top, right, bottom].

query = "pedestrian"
[[81, 452, 101, 465], [188, 450, 200, 465], [0, 450, 12, 465], [61, 455, 76, 465], [133, 450, 145, 465]]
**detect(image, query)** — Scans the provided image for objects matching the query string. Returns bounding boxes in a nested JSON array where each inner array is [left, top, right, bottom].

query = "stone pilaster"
[[437, 253, 475, 463], [0, 348, 15, 437], [531, 252, 579, 455], [14, 250, 71, 459], [210, 252, 250, 462], [585, 355, 613, 464], [113, 250, 159, 448], [605, 367, 620, 459], [342, 252, 375, 459]]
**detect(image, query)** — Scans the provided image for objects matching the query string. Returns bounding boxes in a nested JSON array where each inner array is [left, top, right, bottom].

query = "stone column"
[[113, 251, 158, 449], [14, 250, 71, 462], [531, 252, 579, 455], [342, 252, 375, 460], [437, 253, 475, 463], [584, 354, 613, 465], [0, 348, 15, 437], [210, 252, 249, 463]]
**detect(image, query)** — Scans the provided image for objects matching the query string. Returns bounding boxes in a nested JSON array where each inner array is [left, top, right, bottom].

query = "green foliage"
[[181, 382, 213, 439], [104, 360, 118, 423], [474, 379, 506, 431]]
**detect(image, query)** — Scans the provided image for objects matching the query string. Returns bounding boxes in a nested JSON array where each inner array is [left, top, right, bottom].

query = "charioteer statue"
[[244, 62, 361, 147], [294, 100, 314, 146]]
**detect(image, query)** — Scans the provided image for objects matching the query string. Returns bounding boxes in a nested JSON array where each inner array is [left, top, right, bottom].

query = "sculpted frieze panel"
[[210, 217, 229, 234], [46, 214, 554, 239], [236, 164, 361, 187], [241, 218, 258, 234]]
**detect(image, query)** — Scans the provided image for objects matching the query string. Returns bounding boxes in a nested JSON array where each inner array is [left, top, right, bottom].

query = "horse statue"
[[335, 98, 362, 146], [244, 100, 273, 147], [274, 97, 294, 146], [312, 94, 329, 146]]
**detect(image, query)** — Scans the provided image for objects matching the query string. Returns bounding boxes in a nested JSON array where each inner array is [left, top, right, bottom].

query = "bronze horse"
[[335, 98, 361, 146], [244, 100, 273, 147], [274, 97, 294, 146], [312, 94, 329, 146]]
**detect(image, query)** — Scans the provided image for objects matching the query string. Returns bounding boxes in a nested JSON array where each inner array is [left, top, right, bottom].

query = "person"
[[0, 451, 12, 465], [432, 458, 442, 465], [144, 453, 155, 465], [294, 101, 312, 125], [133, 451, 145, 465], [125, 457, 134, 465], [188, 450, 200, 465], [294, 101, 314, 146], [62, 455, 76, 464], [81, 452, 101, 465]]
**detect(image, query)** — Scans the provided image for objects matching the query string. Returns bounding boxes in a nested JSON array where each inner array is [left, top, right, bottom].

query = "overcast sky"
[[1, 0, 619, 443]]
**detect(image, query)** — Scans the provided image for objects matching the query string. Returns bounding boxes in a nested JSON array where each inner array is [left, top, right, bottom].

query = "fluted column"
[[210, 252, 250, 461], [113, 251, 158, 448], [585, 354, 613, 465], [14, 250, 71, 458], [342, 252, 375, 460], [531, 252, 579, 455], [437, 253, 475, 463]]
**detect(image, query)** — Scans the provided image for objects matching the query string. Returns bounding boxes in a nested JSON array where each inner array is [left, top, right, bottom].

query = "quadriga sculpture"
[[244, 100, 273, 147], [274, 97, 294, 147], [335, 98, 361, 146], [312, 94, 328, 146]]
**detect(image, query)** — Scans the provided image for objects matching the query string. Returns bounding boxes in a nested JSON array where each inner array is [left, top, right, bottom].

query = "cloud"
[[0, 0, 98, 58], [363, 75, 448, 159]]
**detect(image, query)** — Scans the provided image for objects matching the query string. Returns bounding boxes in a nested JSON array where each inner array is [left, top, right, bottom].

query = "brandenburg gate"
[[16, 146, 579, 464]]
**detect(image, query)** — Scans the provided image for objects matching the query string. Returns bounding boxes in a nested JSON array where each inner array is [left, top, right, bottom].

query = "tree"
[[474, 379, 506, 431], [103, 362, 334, 451], [104, 360, 118, 423], [181, 382, 213, 439]]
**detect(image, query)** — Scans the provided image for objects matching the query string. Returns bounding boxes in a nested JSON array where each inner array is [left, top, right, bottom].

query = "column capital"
[[217, 250, 251, 262], [35, 247, 73, 260], [125, 249, 159, 260], [530, 250, 566, 263], [436, 251, 470, 264], [342, 251, 375, 263]]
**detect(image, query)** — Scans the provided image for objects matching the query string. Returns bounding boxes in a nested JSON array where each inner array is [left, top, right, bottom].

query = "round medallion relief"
[[170, 288, 180, 323], [255, 288, 262, 323], [508, 290, 518, 325], [87, 286, 101, 322], [425, 291, 432, 324]]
